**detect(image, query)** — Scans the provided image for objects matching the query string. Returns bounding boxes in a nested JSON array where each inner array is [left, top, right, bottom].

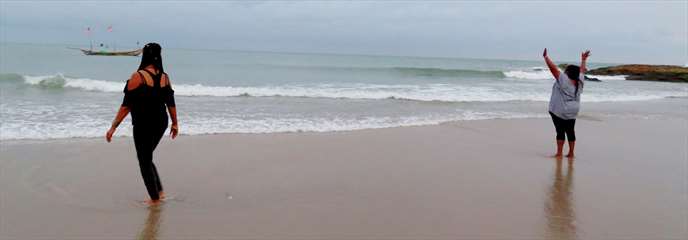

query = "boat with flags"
[[78, 48, 142, 56], [72, 25, 142, 56]]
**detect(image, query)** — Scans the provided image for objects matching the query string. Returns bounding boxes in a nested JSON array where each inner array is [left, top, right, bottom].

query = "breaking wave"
[[5, 73, 681, 103]]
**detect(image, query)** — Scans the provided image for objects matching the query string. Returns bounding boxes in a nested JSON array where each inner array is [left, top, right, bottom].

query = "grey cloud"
[[1, 1, 685, 64]]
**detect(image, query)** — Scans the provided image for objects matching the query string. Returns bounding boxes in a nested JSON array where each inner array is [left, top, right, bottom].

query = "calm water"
[[1, 43, 686, 140]]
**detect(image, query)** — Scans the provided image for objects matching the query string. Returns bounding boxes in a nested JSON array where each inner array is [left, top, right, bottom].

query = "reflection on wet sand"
[[545, 158, 577, 240], [138, 206, 162, 240]]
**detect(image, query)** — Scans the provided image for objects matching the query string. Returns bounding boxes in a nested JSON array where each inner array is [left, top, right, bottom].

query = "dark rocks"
[[587, 64, 688, 83], [584, 76, 601, 82]]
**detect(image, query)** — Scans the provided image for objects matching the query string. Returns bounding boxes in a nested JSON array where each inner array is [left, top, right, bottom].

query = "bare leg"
[[554, 140, 564, 158], [550, 112, 566, 158], [566, 141, 575, 158]]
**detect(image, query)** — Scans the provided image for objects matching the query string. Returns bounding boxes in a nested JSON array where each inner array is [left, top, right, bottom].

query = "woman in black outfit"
[[106, 43, 179, 205]]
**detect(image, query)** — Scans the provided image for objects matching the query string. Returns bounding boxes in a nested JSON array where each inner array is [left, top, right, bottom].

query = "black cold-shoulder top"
[[121, 69, 175, 126]]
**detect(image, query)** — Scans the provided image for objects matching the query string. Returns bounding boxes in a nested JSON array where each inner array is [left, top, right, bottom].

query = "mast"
[[85, 26, 93, 51], [107, 25, 114, 51]]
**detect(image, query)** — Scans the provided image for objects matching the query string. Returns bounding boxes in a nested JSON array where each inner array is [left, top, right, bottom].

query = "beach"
[[3, 1, 687, 238], [2, 116, 686, 239], [2, 43, 687, 239]]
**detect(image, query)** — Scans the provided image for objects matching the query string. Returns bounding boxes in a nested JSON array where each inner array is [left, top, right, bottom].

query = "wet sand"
[[1, 118, 686, 239]]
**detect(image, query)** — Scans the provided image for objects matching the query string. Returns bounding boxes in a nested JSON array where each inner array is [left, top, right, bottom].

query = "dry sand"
[[1, 118, 686, 239]]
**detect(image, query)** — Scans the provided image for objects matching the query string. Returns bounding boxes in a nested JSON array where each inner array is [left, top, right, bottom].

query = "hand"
[[106, 127, 116, 142], [582, 50, 591, 60], [170, 124, 178, 139], [543, 48, 548, 58]]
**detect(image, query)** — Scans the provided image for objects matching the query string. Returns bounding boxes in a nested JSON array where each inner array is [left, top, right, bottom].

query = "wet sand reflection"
[[545, 158, 577, 240], [138, 205, 162, 240]]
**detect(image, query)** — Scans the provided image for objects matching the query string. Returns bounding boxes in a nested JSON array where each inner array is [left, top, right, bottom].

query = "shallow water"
[[1, 43, 686, 140]]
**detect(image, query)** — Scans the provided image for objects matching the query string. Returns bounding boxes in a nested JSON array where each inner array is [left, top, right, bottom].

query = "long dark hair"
[[564, 65, 583, 95], [138, 43, 164, 74]]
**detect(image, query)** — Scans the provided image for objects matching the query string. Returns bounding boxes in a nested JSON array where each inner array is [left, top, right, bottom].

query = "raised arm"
[[580, 50, 591, 74], [543, 48, 560, 80]]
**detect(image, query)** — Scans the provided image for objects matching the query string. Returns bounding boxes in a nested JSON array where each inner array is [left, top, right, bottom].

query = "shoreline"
[[3, 116, 550, 145], [4, 100, 686, 145]]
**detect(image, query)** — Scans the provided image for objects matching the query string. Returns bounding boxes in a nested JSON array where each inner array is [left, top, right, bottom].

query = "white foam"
[[0, 111, 545, 140], [19, 74, 685, 103], [172, 84, 552, 102], [587, 74, 627, 80], [24, 74, 124, 92], [21, 74, 551, 102], [503, 70, 553, 80], [504, 70, 626, 81]]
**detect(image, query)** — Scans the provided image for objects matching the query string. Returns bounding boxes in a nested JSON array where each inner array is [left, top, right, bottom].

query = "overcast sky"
[[1, 1, 686, 64]]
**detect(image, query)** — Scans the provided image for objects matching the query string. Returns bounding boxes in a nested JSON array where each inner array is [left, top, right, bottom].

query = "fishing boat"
[[78, 48, 142, 56], [73, 25, 142, 56]]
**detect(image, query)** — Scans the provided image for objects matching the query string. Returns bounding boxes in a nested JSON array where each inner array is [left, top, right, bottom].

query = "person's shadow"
[[137, 205, 162, 240], [544, 158, 577, 240]]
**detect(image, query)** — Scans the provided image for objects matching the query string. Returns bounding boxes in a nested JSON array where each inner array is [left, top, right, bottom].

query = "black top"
[[122, 69, 175, 126]]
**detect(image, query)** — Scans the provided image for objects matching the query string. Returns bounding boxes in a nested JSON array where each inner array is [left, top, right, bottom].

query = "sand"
[[1, 118, 686, 239]]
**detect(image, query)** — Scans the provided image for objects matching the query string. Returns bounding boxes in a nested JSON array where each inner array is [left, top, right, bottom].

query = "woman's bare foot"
[[144, 199, 162, 206], [551, 153, 563, 158], [566, 153, 575, 158], [159, 191, 166, 200]]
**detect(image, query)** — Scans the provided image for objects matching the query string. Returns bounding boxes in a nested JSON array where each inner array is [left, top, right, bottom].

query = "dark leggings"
[[549, 112, 576, 142], [133, 124, 167, 200]]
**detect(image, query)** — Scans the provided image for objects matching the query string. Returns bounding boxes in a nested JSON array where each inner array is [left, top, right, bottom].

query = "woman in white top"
[[543, 48, 590, 158]]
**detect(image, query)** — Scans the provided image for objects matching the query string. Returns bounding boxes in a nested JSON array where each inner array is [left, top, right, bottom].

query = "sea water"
[[1, 43, 686, 140]]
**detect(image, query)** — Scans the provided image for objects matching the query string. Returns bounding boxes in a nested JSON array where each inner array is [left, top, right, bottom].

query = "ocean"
[[1, 43, 686, 140]]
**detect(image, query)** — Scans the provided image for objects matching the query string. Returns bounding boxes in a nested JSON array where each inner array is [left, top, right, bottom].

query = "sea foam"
[[0, 111, 545, 140], [17, 73, 682, 103]]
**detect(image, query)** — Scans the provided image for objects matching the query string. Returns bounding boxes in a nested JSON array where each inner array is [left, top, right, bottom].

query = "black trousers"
[[133, 124, 167, 200], [549, 112, 576, 142]]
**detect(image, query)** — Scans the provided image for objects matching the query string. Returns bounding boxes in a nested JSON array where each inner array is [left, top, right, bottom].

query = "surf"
[[9, 73, 684, 103]]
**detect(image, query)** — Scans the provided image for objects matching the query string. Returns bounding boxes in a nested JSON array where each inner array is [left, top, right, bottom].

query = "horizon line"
[[0, 40, 644, 66]]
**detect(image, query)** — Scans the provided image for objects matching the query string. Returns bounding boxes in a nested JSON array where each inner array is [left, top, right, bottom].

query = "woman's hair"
[[564, 65, 583, 94], [138, 43, 164, 73]]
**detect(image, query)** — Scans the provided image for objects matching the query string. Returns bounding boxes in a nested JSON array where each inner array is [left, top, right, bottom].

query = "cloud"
[[1, 1, 685, 64]]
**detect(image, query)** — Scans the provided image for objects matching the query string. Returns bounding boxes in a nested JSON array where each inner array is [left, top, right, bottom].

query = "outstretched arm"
[[543, 48, 560, 80], [580, 50, 591, 74]]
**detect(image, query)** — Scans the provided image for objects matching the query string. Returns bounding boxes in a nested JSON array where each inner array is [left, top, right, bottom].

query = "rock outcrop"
[[587, 64, 688, 83]]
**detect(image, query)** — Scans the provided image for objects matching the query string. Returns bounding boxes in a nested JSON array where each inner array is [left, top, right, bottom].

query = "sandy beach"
[[2, 1, 687, 239], [1, 117, 686, 239]]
